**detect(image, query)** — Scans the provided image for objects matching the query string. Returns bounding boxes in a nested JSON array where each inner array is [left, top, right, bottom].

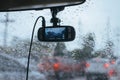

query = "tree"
[[72, 33, 95, 60], [10, 36, 56, 62], [105, 41, 114, 57], [93, 41, 117, 59], [103, 41, 116, 59], [71, 49, 85, 60], [53, 42, 66, 56], [94, 50, 107, 58], [82, 33, 95, 59]]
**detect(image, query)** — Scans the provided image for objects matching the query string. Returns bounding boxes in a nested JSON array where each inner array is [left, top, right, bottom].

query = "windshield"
[[0, 0, 120, 80]]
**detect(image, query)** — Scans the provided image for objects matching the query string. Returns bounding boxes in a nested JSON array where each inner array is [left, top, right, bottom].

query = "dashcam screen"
[[45, 27, 66, 40]]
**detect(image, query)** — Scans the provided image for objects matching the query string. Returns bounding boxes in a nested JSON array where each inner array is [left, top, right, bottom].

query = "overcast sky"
[[0, 0, 120, 55]]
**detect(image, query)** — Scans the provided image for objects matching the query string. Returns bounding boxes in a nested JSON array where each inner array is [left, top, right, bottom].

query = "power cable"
[[26, 16, 45, 80]]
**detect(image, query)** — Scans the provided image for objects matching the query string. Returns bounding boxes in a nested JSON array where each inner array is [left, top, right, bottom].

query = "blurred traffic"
[[37, 56, 85, 80], [37, 56, 120, 80]]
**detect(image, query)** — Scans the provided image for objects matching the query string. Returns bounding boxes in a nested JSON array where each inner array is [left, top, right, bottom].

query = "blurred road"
[[70, 77, 86, 80], [69, 76, 117, 80]]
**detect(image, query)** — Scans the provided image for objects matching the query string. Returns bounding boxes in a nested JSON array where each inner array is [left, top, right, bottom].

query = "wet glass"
[[0, 0, 120, 80]]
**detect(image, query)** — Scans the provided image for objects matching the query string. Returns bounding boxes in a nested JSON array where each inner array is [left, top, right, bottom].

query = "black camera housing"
[[38, 26, 75, 42]]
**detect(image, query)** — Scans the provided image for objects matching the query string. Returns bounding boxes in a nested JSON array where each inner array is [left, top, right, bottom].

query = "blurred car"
[[85, 57, 116, 80], [113, 58, 120, 80], [37, 56, 84, 79]]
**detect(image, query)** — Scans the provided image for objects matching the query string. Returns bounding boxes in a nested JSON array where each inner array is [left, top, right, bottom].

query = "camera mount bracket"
[[50, 7, 64, 27]]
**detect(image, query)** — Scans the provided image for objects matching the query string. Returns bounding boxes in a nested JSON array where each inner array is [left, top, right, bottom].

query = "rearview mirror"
[[37, 26, 75, 42], [0, 0, 85, 11]]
